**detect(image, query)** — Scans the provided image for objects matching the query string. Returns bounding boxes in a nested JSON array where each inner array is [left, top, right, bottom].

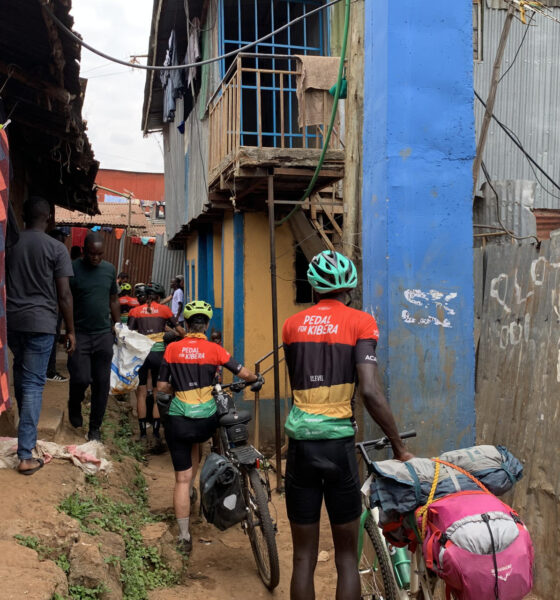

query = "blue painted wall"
[[362, 0, 476, 455]]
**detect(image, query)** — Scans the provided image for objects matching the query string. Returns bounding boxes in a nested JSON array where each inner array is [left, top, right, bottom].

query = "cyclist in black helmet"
[[157, 299, 263, 555], [282, 250, 413, 600], [128, 282, 185, 450]]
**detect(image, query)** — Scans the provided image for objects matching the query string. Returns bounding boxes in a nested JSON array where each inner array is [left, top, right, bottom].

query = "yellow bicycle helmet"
[[184, 300, 213, 320]]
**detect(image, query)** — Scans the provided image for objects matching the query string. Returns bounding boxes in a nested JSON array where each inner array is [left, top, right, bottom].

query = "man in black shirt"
[[68, 232, 120, 441], [6, 197, 75, 474]]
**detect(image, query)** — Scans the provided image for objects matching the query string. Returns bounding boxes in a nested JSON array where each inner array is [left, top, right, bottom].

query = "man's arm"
[[356, 362, 414, 462], [55, 277, 75, 354], [110, 294, 120, 325]]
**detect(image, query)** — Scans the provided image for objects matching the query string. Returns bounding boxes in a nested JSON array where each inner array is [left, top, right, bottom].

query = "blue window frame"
[[218, 0, 329, 149]]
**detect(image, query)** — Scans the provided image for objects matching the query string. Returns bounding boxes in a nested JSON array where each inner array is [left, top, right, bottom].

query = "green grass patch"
[[58, 467, 178, 599]]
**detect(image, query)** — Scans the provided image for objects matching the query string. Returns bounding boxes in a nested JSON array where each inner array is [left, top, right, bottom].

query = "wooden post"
[[472, 3, 516, 196], [342, 0, 365, 262]]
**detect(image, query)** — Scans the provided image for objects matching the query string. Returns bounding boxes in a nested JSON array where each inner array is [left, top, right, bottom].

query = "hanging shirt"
[[128, 301, 177, 352], [282, 298, 379, 441], [159, 334, 242, 419]]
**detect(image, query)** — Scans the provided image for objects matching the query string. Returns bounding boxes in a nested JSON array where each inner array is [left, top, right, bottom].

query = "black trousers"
[[67, 331, 113, 430]]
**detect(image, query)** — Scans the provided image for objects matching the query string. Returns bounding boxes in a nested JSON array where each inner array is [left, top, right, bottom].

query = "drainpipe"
[[267, 172, 283, 492]]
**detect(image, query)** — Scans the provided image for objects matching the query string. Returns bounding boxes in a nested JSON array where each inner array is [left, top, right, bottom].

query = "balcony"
[[207, 53, 345, 204]]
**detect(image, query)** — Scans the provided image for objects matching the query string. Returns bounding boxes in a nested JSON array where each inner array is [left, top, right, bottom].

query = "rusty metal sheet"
[[475, 239, 560, 598], [122, 238, 154, 285], [533, 208, 560, 239]]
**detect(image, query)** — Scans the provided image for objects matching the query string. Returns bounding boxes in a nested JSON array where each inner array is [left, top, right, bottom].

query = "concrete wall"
[[361, 0, 476, 455]]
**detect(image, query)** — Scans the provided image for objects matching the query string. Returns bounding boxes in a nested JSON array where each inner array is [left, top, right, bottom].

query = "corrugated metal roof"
[[56, 202, 150, 230], [474, 8, 560, 209], [533, 208, 560, 238]]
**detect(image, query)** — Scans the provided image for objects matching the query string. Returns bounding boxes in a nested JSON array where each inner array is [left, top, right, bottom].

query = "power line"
[[498, 12, 535, 83], [40, 0, 342, 72], [474, 90, 560, 194]]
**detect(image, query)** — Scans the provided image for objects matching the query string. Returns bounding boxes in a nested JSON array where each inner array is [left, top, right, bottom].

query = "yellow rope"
[[416, 460, 441, 541]]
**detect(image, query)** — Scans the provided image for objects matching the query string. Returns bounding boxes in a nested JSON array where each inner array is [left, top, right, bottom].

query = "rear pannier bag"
[[418, 490, 534, 600], [200, 452, 247, 531]]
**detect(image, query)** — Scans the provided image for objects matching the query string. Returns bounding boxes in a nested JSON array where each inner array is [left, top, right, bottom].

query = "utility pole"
[[472, 2, 516, 197]]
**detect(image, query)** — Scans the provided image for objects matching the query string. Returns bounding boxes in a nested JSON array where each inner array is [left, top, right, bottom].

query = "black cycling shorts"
[[138, 350, 163, 386], [164, 413, 219, 472], [285, 436, 361, 525]]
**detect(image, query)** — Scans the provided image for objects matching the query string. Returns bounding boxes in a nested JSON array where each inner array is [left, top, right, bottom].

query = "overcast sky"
[[72, 0, 164, 173]]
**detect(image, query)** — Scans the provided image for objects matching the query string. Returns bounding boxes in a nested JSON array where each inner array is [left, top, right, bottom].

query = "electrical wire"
[[480, 161, 539, 243], [474, 90, 560, 194], [498, 11, 535, 83], [40, 0, 342, 72]]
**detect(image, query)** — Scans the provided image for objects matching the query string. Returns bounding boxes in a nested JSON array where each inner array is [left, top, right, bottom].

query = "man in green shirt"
[[68, 232, 120, 441]]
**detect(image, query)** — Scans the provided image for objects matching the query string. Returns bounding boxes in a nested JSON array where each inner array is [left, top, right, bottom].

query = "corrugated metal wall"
[[65, 230, 153, 285], [163, 98, 186, 240], [474, 7, 560, 208], [473, 179, 537, 246], [151, 234, 185, 290], [475, 238, 560, 598]]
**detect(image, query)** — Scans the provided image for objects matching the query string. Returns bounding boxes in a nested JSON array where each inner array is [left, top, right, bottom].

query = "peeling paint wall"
[[362, 0, 476, 455]]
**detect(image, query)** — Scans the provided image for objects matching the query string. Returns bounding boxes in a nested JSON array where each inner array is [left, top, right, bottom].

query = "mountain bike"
[[356, 431, 449, 600], [212, 380, 280, 591]]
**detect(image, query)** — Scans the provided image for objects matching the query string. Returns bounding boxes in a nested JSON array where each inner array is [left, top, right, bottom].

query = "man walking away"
[[171, 275, 185, 326], [68, 232, 120, 441], [282, 250, 414, 600], [6, 197, 75, 474]]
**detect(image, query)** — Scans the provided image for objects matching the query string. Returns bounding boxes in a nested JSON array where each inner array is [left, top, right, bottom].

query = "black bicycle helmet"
[[146, 282, 165, 299], [134, 283, 147, 299]]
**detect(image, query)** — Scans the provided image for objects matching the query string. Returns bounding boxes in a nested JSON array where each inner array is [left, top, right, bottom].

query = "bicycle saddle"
[[219, 409, 252, 427]]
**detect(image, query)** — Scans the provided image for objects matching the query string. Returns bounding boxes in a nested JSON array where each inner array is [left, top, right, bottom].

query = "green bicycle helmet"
[[184, 300, 213, 320], [120, 283, 132, 292], [307, 250, 358, 293], [146, 282, 166, 298]]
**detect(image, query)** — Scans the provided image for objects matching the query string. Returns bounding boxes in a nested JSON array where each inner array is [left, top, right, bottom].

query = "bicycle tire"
[[359, 515, 399, 600], [244, 467, 280, 590]]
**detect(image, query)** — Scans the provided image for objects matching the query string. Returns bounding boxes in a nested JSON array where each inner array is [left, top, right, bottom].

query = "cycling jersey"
[[128, 302, 176, 351], [158, 333, 242, 419], [119, 295, 139, 324], [282, 298, 379, 440]]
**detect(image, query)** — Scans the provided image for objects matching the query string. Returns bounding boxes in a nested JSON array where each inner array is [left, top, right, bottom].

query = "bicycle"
[[356, 431, 449, 600], [211, 380, 280, 591]]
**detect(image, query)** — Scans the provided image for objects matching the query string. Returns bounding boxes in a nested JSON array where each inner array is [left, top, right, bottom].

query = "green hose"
[[275, 0, 351, 227]]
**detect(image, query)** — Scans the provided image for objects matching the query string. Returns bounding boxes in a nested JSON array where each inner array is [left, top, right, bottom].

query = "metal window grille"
[[218, 0, 328, 148]]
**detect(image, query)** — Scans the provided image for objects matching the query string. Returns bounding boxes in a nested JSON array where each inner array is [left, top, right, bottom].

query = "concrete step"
[[37, 406, 64, 442]]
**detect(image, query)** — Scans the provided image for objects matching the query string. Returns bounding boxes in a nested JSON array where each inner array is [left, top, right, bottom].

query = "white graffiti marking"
[[401, 289, 457, 328], [499, 314, 531, 349]]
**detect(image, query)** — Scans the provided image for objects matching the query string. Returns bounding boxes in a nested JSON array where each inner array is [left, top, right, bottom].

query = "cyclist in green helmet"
[[282, 250, 414, 600], [118, 282, 139, 324], [157, 299, 263, 555]]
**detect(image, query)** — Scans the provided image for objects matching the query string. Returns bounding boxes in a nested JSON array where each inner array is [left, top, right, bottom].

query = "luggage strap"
[[416, 458, 491, 541]]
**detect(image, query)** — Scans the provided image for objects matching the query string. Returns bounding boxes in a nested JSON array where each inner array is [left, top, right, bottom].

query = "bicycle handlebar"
[[356, 430, 416, 464]]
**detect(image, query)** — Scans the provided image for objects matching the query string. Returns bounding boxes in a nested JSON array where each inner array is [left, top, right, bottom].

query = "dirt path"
[[0, 368, 544, 599], [144, 451, 338, 600]]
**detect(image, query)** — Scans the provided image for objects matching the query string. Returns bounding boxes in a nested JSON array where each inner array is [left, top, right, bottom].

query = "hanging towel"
[[71, 227, 88, 248], [141, 236, 150, 245], [115, 228, 125, 240], [296, 55, 340, 128]]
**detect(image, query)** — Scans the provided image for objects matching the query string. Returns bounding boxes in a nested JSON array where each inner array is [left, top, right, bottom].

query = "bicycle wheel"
[[359, 515, 398, 600], [244, 467, 280, 590]]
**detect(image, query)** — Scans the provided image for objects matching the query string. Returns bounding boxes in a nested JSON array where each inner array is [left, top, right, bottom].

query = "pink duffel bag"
[[417, 461, 534, 600]]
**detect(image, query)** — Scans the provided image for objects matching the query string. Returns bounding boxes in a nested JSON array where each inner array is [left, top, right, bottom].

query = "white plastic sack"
[[110, 324, 154, 394]]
